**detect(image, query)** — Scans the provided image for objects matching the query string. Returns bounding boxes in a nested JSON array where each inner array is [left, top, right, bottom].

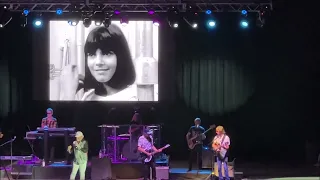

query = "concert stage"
[[3, 160, 320, 180]]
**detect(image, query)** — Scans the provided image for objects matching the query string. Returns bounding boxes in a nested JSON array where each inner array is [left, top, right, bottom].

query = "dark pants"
[[188, 145, 202, 170], [143, 158, 156, 180]]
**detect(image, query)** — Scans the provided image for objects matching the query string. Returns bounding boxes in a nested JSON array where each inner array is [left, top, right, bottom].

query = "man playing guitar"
[[137, 128, 162, 180], [212, 126, 230, 180], [186, 118, 206, 171]]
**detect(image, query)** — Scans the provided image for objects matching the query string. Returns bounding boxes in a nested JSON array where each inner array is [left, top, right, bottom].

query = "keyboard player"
[[41, 108, 58, 162]]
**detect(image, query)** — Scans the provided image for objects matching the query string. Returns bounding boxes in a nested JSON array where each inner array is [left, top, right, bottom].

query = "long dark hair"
[[83, 24, 136, 95]]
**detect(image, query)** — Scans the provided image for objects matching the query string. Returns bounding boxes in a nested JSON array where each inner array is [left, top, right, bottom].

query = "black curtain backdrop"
[[0, 3, 319, 164]]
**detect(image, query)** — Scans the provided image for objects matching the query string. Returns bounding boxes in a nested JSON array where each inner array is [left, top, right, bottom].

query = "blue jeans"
[[217, 157, 229, 180]]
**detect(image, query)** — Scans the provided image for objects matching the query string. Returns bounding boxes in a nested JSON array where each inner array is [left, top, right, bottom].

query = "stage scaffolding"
[[0, 0, 272, 13]]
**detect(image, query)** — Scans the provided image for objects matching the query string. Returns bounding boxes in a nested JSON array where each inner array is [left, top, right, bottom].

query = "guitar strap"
[[218, 134, 227, 160]]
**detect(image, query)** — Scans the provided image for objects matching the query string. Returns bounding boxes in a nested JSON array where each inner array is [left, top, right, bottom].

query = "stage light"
[[205, 10, 212, 15], [241, 10, 247, 15], [33, 19, 43, 27], [148, 9, 155, 15], [153, 20, 160, 26], [56, 8, 63, 15], [114, 10, 120, 15], [68, 20, 79, 26], [192, 23, 198, 28], [103, 18, 111, 27], [95, 20, 102, 26], [23, 9, 29, 16], [172, 23, 178, 28], [207, 20, 216, 28], [240, 20, 249, 28]]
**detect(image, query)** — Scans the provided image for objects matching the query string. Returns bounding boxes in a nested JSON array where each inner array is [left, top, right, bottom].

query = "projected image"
[[49, 21, 159, 101]]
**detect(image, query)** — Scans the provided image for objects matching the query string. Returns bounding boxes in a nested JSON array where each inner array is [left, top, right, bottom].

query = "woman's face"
[[87, 49, 117, 83]]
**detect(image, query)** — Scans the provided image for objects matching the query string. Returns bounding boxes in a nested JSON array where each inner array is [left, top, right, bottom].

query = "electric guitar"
[[186, 125, 216, 149], [140, 144, 170, 163]]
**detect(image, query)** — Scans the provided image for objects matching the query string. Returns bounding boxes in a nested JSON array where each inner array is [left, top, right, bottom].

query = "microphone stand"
[[0, 136, 16, 180]]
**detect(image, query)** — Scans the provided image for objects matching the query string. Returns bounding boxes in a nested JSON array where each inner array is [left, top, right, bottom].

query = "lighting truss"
[[0, 0, 273, 13]]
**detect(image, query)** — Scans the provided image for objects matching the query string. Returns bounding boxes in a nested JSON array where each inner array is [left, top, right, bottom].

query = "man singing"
[[212, 126, 230, 180], [186, 118, 206, 171], [137, 128, 162, 180], [68, 131, 88, 180]]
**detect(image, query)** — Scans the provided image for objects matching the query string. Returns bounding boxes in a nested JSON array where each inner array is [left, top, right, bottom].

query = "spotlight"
[[82, 13, 92, 28], [172, 23, 178, 28], [114, 9, 120, 15], [33, 19, 43, 28], [148, 9, 155, 15], [205, 10, 212, 15], [240, 20, 249, 28], [68, 20, 79, 26], [95, 20, 102, 26], [241, 10, 247, 15], [192, 23, 198, 28], [56, 8, 63, 15], [207, 20, 216, 28], [23, 9, 29, 16], [153, 20, 160, 26]]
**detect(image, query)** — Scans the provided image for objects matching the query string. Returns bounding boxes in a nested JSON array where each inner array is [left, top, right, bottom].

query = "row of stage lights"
[[0, 5, 269, 29]]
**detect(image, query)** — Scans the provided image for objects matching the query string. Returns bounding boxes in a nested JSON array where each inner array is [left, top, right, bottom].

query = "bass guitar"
[[140, 144, 170, 163], [186, 125, 216, 149]]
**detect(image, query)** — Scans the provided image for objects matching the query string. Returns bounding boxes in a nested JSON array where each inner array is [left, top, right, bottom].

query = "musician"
[[41, 108, 58, 128], [212, 126, 230, 180], [68, 131, 88, 180], [41, 108, 57, 162], [186, 118, 206, 171], [137, 128, 162, 180]]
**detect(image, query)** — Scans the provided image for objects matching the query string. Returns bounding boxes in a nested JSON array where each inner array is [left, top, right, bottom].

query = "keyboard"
[[36, 127, 76, 132], [0, 156, 32, 161]]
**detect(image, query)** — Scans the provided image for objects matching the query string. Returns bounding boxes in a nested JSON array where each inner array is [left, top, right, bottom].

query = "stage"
[[2, 159, 320, 180]]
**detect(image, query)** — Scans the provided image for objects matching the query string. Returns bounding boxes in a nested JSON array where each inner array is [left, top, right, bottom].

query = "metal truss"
[[0, 0, 273, 13]]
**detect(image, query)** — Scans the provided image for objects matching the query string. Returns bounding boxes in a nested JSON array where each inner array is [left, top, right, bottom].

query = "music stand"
[[204, 149, 215, 180]]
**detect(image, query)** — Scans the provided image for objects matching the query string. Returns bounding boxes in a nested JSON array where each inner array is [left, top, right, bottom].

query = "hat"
[[143, 128, 153, 135], [75, 131, 84, 138]]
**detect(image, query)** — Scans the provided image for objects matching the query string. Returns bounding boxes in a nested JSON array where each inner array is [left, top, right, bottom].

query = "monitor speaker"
[[91, 157, 113, 180]]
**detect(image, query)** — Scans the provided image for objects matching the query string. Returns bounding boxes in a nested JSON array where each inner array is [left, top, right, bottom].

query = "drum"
[[122, 139, 140, 161]]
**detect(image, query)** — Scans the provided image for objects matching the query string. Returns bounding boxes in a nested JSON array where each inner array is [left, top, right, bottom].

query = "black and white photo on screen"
[[49, 21, 159, 101]]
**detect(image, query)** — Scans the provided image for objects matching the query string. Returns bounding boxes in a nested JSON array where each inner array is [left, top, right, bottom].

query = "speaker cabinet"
[[213, 162, 234, 177], [91, 157, 112, 180], [156, 166, 169, 180]]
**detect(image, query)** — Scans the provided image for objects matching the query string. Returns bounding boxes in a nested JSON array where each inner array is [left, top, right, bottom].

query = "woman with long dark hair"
[[60, 24, 137, 101]]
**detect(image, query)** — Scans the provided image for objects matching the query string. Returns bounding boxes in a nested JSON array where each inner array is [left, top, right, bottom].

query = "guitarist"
[[186, 118, 206, 171], [212, 126, 230, 180], [137, 128, 162, 180]]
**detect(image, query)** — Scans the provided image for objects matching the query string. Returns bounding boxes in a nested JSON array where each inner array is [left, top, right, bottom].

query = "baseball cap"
[[75, 131, 84, 137]]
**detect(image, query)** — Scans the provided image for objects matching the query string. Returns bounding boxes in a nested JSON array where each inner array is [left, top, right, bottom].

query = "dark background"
[[0, 2, 319, 165]]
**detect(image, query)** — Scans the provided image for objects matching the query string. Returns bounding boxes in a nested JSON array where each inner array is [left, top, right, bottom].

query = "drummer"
[[128, 110, 143, 139]]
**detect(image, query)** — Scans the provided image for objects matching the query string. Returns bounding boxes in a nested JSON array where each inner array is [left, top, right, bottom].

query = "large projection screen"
[[49, 21, 158, 101]]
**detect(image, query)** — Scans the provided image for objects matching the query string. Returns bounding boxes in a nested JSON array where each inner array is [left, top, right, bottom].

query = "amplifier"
[[156, 166, 169, 180]]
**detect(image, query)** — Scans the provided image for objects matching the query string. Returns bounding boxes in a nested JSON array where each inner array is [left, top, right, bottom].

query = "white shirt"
[[213, 134, 231, 147]]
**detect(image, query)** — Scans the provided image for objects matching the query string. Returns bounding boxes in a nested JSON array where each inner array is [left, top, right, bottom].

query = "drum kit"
[[98, 124, 160, 162]]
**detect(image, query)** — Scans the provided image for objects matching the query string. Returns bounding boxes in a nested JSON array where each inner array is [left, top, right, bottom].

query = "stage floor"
[[3, 160, 320, 180]]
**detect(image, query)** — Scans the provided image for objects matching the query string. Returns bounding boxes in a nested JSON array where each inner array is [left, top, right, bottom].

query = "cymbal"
[[98, 125, 119, 128], [118, 134, 131, 137], [147, 125, 158, 128]]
